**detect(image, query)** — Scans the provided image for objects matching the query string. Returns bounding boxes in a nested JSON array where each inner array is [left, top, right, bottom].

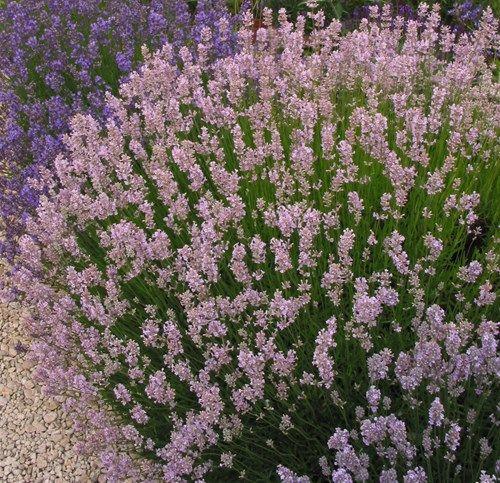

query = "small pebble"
[[43, 412, 57, 424]]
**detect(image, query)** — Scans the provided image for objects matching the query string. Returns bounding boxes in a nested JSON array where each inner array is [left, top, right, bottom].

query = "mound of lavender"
[[0, 0, 242, 260], [12, 5, 499, 481]]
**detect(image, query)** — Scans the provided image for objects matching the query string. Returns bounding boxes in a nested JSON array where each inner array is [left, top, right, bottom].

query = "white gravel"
[[0, 287, 104, 481]]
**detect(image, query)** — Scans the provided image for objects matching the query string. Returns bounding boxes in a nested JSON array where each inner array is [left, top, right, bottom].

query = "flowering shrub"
[[0, 0, 243, 260], [12, 5, 499, 481]]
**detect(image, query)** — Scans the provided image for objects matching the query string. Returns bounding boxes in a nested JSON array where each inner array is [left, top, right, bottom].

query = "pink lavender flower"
[[145, 371, 175, 406], [131, 404, 149, 425], [220, 451, 235, 469], [403, 467, 427, 482], [475, 281, 496, 306], [313, 317, 337, 388], [331, 468, 353, 483], [367, 349, 393, 382], [458, 260, 483, 283], [366, 386, 381, 413], [277, 465, 311, 482], [445, 423, 461, 459], [428, 397, 445, 427]]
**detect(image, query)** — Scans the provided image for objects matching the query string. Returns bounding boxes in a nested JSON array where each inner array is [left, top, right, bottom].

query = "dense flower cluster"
[[0, 0, 243, 260], [11, 4, 499, 482]]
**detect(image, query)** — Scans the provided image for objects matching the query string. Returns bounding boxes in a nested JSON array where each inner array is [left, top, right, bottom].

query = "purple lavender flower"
[[449, 1, 485, 34], [193, 0, 246, 59]]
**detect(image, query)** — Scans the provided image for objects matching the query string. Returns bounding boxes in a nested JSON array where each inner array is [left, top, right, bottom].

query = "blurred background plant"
[[224, 0, 498, 28]]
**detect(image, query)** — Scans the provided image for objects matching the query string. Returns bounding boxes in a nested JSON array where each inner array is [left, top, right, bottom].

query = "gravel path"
[[0, 290, 103, 481]]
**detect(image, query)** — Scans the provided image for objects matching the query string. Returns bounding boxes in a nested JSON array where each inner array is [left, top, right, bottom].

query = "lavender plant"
[[11, 5, 499, 482], [0, 0, 242, 260]]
